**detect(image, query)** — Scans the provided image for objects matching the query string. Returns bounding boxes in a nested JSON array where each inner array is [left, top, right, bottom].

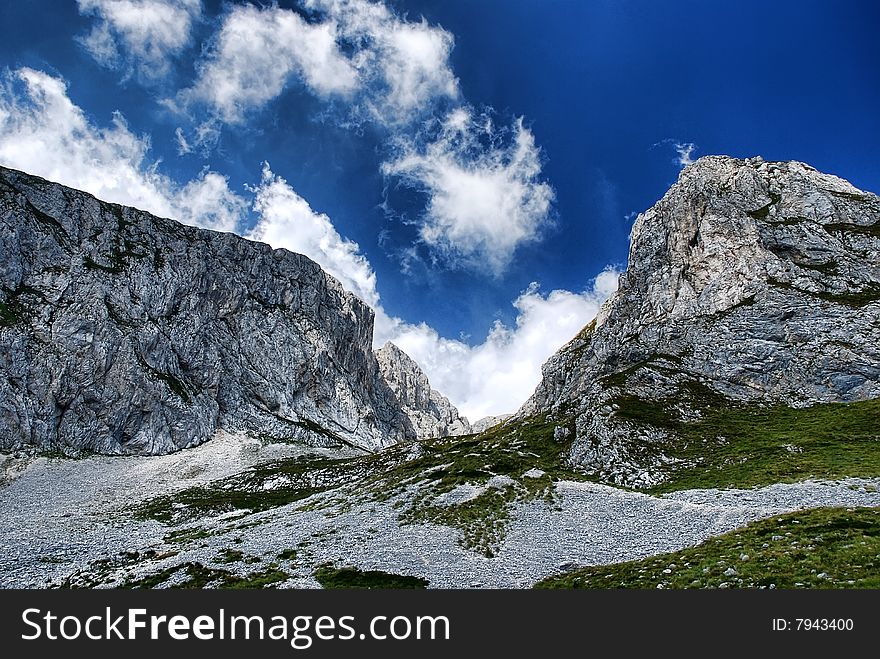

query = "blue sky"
[[1, 1, 878, 419]]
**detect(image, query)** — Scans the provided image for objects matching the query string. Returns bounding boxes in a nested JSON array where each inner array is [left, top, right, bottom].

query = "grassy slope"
[[613, 389, 880, 493], [535, 507, 880, 589], [135, 414, 587, 557], [131, 390, 880, 571]]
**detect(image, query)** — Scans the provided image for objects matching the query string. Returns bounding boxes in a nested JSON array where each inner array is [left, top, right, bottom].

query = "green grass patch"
[[794, 259, 839, 276], [534, 507, 880, 589], [0, 300, 20, 327], [123, 562, 289, 589], [313, 565, 428, 589], [608, 376, 880, 493], [163, 526, 215, 544], [747, 191, 782, 220], [767, 277, 880, 307], [133, 353, 197, 402], [136, 454, 367, 524], [563, 319, 597, 363], [811, 285, 880, 307], [216, 549, 243, 564], [359, 414, 583, 555], [400, 485, 525, 557], [366, 415, 584, 496]]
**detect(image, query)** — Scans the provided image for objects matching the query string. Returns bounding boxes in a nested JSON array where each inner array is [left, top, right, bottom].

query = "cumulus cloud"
[[382, 109, 554, 275], [244, 166, 614, 419], [176, 0, 457, 126], [247, 165, 379, 308], [305, 0, 459, 125], [0, 67, 244, 232], [77, 0, 201, 81], [177, 3, 358, 124], [375, 271, 619, 420], [167, 1, 546, 275]]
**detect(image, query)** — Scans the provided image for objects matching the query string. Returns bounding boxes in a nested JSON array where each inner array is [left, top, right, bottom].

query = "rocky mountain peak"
[[375, 342, 471, 438], [520, 155, 880, 486]]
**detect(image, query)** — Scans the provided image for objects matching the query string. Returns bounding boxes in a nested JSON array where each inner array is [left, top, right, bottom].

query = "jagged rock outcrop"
[[0, 166, 425, 455], [375, 342, 470, 438], [470, 414, 512, 434], [521, 156, 880, 486]]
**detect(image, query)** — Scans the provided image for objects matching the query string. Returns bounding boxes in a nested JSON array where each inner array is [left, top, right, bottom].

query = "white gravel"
[[1, 433, 878, 589]]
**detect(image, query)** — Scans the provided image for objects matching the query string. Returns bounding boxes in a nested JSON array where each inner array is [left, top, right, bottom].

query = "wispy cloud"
[[382, 108, 554, 275], [674, 141, 697, 166], [0, 68, 244, 232], [76, 0, 202, 82], [654, 138, 698, 167]]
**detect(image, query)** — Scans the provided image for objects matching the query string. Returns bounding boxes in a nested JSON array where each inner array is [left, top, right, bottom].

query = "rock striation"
[[520, 156, 880, 486], [375, 342, 471, 438], [0, 166, 466, 455]]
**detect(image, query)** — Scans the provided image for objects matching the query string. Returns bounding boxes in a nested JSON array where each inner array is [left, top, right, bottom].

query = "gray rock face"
[[0, 166, 421, 454], [520, 156, 880, 485], [470, 414, 512, 434], [375, 342, 470, 438]]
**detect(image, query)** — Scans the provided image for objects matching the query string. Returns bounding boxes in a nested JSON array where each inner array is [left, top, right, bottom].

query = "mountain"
[[470, 414, 512, 434], [375, 342, 471, 438], [520, 156, 880, 487], [0, 166, 465, 455]]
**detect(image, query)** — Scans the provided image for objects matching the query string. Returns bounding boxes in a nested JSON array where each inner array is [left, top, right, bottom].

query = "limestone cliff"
[[520, 156, 880, 486], [0, 166, 426, 454], [375, 342, 471, 438]]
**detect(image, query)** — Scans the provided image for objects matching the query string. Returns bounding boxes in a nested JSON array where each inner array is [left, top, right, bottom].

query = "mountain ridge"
[[0, 165, 465, 454]]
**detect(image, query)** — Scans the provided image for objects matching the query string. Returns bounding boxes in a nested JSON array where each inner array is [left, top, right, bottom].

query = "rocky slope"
[[521, 156, 880, 486], [0, 166, 463, 455], [375, 342, 471, 438], [470, 414, 513, 434]]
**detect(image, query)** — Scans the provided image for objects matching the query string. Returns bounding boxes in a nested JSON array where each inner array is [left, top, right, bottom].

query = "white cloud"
[[0, 67, 244, 232], [375, 270, 619, 420], [177, 0, 457, 126], [674, 141, 697, 166], [168, 1, 546, 276], [382, 109, 554, 275], [244, 158, 613, 420], [306, 0, 459, 125], [77, 0, 201, 81], [174, 126, 191, 154], [177, 3, 359, 124], [654, 139, 698, 167], [247, 165, 379, 308]]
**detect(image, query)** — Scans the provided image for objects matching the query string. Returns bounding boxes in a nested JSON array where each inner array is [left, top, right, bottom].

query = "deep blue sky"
[[1, 0, 878, 342]]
